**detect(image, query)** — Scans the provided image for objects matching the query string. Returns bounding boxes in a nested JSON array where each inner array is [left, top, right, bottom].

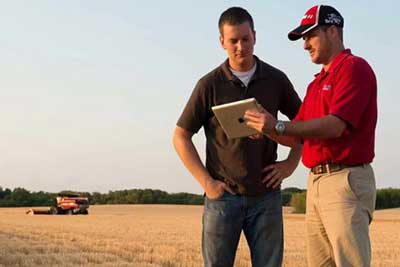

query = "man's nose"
[[303, 40, 310, 50], [237, 40, 243, 51]]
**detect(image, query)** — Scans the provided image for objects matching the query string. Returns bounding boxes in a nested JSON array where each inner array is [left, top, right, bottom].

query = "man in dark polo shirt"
[[245, 5, 377, 267], [173, 7, 302, 267]]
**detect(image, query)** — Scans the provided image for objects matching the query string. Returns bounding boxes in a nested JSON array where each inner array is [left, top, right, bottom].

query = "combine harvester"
[[26, 194, 89, 215]]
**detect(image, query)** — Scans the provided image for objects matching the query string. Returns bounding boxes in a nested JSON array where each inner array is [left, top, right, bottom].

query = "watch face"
[[275, 121, 285, 135]]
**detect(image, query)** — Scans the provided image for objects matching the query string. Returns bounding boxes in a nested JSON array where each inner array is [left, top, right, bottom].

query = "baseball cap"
[[288, 5, 344, 41]]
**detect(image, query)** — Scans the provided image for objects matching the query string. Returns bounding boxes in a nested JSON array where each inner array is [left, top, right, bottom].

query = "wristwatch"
[[275, 120, 285, 135]]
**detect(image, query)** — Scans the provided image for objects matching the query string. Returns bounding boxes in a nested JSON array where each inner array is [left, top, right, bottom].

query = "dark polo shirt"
[[177, 56, 301, 196]]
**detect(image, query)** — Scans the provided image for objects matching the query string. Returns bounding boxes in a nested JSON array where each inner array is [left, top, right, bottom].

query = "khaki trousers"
[[306, 164, 376, 267]]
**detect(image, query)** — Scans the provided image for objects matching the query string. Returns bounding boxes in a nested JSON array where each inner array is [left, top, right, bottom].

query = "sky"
[[0, 1, 398, 194]]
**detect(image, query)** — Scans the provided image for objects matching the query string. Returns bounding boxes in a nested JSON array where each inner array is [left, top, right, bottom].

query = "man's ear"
[[253, 30, 256, 45], [328, 25, 338, 37], [219, 35, 226, 49]]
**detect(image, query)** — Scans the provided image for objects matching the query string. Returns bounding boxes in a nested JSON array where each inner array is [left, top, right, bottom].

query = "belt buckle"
[[315, 165, 323, 174], [312, 164, 329, 174]]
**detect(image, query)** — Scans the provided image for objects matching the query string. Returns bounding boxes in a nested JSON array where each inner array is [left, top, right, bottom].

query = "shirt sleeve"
[[330, 58, 376, 129], [279, 73, 302, 120], [176, 79, 210, 133]]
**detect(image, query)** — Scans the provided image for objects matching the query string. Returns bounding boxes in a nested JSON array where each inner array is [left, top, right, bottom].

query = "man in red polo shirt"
[[245, 5, 377, 267]]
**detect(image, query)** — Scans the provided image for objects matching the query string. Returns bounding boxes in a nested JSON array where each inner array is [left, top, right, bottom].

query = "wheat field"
[[0, 205, 399, 267]]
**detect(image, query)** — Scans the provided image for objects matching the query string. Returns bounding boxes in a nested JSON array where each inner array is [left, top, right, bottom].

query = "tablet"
[[212, 98, 262, 139]]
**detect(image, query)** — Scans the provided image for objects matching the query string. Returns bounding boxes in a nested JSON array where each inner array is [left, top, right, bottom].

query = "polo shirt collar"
[[221, 55, 267, 81], [315, 49, 352, 77]]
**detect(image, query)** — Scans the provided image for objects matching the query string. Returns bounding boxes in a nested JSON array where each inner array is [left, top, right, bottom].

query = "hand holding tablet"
[[212, 98, 263, 139]]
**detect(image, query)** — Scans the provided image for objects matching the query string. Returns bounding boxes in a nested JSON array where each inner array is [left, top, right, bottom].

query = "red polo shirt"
[[295, 49, 377, 168]]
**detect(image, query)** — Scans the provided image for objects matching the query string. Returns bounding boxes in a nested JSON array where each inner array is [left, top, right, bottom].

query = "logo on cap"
[[302, 14, 314, 20], [324, 13, 342, 25]]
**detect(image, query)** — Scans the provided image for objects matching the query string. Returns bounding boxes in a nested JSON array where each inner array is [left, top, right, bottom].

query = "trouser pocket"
[[346, 165, 376, 222]]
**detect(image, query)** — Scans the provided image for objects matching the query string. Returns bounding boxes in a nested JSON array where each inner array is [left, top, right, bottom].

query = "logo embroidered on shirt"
[[322, 84, 332, 91]]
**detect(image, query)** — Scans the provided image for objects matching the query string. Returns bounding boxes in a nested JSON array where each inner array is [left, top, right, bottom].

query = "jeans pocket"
[[204, 192, 239, 218], [205, 191, 226, 201]]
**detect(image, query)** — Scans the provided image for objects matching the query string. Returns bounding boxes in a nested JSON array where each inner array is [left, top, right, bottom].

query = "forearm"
[[286, 143, 302, 165], [172, 128, 212, 190], [245, 110, 347, 141], [284, 115, 346, 139], [265, 133, 301, 147]]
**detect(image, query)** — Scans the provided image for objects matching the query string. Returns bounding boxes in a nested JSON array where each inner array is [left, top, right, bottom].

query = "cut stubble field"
[[0, 205, 399, 267]]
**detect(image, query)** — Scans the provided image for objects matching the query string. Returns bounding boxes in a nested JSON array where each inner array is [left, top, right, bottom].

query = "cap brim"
[[288, 24, 314, 41]]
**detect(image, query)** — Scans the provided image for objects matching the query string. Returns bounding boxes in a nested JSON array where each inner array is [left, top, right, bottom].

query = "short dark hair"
[[218, 7, 254, 35]]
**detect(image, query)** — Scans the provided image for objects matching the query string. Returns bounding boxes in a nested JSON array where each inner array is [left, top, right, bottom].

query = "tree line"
[[0, 187, 204, 207], [0, 186, 399, 212]]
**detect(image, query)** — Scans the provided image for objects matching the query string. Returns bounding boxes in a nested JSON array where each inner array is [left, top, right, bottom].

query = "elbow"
[[326, 115, 347, 138], [173, 126, 193, 148], [331, 128, 344, 138], [329, 124, 346, 138], [172, 129, 181, 150], [172, 133, 178, 149]]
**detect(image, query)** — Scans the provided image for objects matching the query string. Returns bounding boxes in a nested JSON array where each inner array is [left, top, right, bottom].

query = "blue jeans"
[[202, 191, 283, 267]]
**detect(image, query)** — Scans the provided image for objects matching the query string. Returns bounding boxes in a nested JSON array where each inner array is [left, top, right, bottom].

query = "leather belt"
[[310, 163, 349, 174]]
